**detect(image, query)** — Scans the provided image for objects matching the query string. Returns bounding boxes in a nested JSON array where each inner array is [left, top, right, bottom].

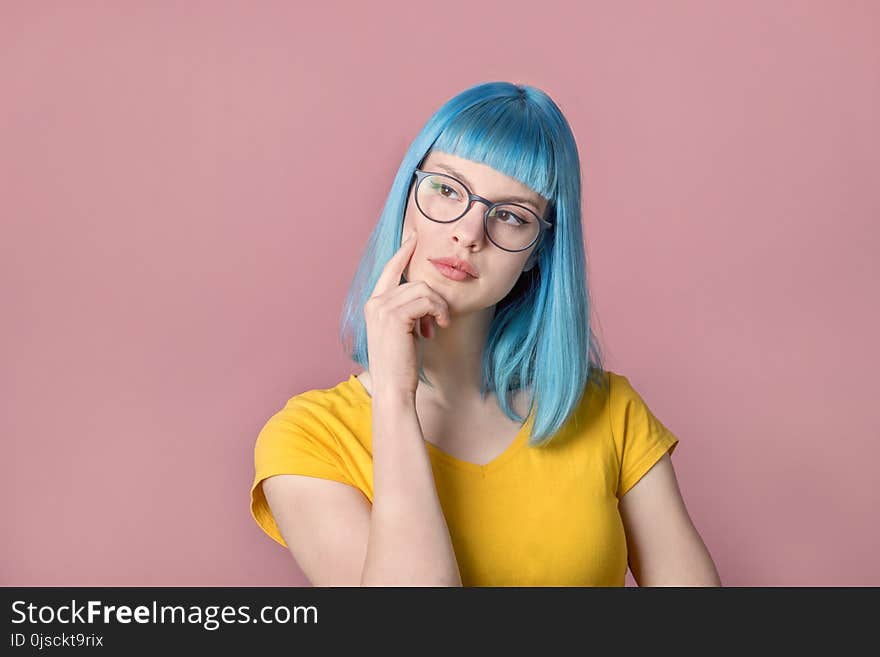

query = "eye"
[[495, 209, 529, 225], [430, 182, 460, 199]]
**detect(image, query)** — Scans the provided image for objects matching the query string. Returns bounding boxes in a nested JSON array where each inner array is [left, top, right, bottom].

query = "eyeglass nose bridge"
[[461, 193, 498, 218]]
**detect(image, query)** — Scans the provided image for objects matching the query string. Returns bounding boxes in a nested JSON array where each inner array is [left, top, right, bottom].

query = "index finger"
[[372, 233, 417, 296]]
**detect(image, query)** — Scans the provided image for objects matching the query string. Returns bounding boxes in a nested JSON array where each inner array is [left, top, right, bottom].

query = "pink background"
[[2, 2, 878, 586]]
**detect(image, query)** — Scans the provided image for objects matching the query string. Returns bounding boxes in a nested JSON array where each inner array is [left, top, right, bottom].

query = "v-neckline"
[[347, 373, 533, 475]]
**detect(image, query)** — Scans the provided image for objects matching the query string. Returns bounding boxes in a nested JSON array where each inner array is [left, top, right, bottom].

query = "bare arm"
[[262, 232, 461, 586], [618, 453, 722, 586], [261, 474, 372, 586], [361, 391, 462, 586], [357, 231, 461, 585], [261, 390, 461, 586]]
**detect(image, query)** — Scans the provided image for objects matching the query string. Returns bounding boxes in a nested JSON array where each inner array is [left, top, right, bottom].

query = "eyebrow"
[[432, 162, 544, 211]]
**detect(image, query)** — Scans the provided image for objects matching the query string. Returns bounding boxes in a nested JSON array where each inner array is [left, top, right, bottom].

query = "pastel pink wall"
[[2, 2, 877, 586]]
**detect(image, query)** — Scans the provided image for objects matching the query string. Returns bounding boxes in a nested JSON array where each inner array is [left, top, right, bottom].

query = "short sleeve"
[[249, 401, 354, 548], [608, 372, 680, 499]]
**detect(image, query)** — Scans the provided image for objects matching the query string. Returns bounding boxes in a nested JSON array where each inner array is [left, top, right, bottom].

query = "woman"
[[250, 81, 721, 586]]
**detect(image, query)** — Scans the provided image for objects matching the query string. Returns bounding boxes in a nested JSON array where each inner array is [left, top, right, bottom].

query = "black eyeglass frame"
[[411, 169, 554, 253]]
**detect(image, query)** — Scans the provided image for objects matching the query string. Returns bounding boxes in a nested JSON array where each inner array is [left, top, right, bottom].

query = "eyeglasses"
[[411, 169, 553, 253]]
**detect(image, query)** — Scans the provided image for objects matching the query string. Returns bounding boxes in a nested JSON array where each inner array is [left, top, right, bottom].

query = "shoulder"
[[280, 374, 369, 417], [604, 370, 671, 420], [252, 376, 372, 482], [257, 375, 369, 446], [604, 369, 646, 410]]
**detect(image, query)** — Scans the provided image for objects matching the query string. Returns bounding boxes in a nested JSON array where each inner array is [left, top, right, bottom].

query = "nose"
[[452, 200, 489, 248]]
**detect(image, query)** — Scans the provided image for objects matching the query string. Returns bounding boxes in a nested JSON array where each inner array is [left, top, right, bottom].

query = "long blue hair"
[[339, 81, 608, 446]]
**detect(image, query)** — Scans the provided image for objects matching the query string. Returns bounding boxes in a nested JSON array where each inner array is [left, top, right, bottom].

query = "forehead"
[[423, 151, 547, 210]]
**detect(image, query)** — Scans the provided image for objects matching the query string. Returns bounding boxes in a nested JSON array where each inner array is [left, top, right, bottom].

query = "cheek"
[[402, 205, 422, 238], [495, 262, 530, 295], [402, 217, 420, 247]]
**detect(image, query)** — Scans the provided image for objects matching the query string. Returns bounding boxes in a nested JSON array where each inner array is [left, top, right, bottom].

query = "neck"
[[415, 306, 495, 410]]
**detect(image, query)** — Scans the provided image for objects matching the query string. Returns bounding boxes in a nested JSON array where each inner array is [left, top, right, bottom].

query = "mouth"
[[428, 257, 479, 279], [430, 260, 476, 282]]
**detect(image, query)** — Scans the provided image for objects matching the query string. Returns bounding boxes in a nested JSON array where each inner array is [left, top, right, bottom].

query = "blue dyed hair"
[[339, 81, 608, 446]]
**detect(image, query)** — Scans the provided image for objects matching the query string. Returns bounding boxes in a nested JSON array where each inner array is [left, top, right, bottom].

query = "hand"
[[364, 233, 451, 399]]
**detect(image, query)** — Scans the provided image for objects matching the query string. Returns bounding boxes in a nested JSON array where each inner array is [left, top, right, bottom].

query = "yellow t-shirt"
[[249, 369, 678, 586]]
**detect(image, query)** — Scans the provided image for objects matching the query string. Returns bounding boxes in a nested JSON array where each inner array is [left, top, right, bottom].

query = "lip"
[[431, 260, 474, 281], [428, 257, 478, 279]]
